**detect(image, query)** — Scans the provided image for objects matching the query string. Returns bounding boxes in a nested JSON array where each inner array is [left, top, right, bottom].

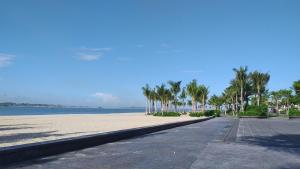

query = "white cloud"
[[0, 53, 15, 67], [182, 70, 203, 73], [78, 53, 102, 61], [93, 92, 119, 105], [76, 47, 112, 61]]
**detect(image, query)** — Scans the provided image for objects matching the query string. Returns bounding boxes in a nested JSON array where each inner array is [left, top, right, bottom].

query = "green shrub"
[[204, 110, 213, 117], [153, 112, 181, 117], [239, 105, 268, 117], [214, 110, 221, 117], [189, 110, 221, 117], [289, 109, 300, 116], [189, 112, 204, 117]]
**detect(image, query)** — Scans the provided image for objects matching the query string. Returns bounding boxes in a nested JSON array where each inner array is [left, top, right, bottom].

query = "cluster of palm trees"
[[270, 80, 300, 115], [142, 80, 209, 115], [212, 66, 270, 115], [208, 66, 300, 116], [142, 66, 300, 116]]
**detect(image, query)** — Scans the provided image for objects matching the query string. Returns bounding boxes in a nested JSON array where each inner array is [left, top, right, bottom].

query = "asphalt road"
[[6, 118, 234, 169], [6, 118, 300, 169]]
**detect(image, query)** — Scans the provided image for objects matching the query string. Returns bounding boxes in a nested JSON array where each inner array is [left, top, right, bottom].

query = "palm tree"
[[156, 84, 166, 113], [150, 89, 159, 113], [142, 84, 151, 114], [230, 79, 240, 114], [164, 89, 172, 112], [179, 87, 187, 113], [250, 71, 270, 106], [233, 66, 248, 112], [198, 85, 209, 112], [271, 91, 281, 114], [279, 89, 292, 115], [209, 95, 223, 110], [293, 80, 300, 97], [187, 79, 198, 112], [168, 80, 182, 112]]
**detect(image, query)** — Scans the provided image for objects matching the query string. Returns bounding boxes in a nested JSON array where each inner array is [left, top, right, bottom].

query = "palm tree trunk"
[[202, 96, 205, 112], [145, 99, 148, 115], [148, 100, 151, 114], [154, 101, 157, 113], [192, 98, 195, 112], [235, 94, 238, 113], [257, 86, 261, 106], [231, 97, 235, 114], [174, 99, 177, 112], [240, 84, 244, 112]]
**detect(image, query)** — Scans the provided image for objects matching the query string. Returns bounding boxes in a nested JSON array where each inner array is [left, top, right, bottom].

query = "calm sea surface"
[[0, 107, 145, 116]]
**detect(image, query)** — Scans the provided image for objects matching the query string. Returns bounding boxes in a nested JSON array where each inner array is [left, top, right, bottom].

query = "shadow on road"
[[240, 134, 300, 155]]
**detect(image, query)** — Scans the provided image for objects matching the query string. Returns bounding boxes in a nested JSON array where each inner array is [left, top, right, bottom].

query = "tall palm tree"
[[198, 85, 209, 112], [156, 84, 166, 113], [142, 84, 151, 114], [187, 79, 198, 112], [233, 66, 248, 112], [179, 87, 187, 113], [150, 89, 159, 113], [250, 71, 270, 106], [168, 80, 182, 112], [230, 79, 240, 113], [163, 89, 172, 112]]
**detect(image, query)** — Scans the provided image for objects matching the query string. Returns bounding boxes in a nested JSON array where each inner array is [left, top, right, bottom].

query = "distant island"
[[0, 102, 64, 108]]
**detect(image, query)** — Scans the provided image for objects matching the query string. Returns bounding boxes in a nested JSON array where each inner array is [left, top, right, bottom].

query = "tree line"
[[142, 66, 300, 116], [142, 80, 209, 114]]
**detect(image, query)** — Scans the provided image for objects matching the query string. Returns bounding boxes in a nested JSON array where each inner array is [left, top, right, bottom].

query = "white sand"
[[0, 113, 201, 148]]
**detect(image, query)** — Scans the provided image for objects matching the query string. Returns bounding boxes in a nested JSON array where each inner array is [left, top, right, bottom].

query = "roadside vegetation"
[[142, 67, 300, 118]]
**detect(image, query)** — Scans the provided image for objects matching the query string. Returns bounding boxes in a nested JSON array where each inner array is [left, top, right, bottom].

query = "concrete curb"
[[0, 116, 214, 166]]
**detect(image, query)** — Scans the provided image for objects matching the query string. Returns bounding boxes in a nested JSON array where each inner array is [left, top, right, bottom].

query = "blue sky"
[[0, 0, 300, 107]]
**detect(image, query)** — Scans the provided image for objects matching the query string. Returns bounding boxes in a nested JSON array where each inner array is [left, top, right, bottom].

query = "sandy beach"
[[0, 113, 201, 148]]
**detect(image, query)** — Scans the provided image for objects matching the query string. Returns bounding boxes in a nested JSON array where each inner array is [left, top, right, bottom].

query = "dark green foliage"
[[153, 112, 181, 117], [239, 105, 268, 117], [190, 110, 221, 117], [214, 110, 221, 117], [289, 109, 300, 116], [204, 110, 215, 117], [189, 112, 204, 117], [204, 110, 221, 117]]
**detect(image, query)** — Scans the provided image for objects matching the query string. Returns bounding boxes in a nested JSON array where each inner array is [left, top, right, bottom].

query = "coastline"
[[0, 113, 201, 148]]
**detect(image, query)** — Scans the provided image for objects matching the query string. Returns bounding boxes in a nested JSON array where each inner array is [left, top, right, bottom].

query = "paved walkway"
[[6, 118, 300, 169], [191, 118, 300, 169], [6, 118, 234, 169]]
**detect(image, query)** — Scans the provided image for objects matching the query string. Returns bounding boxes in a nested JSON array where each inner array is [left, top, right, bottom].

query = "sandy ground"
[[0, 113, 201, 148]]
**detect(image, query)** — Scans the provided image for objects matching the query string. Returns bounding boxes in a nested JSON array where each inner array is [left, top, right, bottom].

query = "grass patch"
[[153, 112, 181, 117]]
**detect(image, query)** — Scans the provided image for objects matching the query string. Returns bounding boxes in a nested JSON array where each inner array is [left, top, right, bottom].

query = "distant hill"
[[0, 102, 63, 108]]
